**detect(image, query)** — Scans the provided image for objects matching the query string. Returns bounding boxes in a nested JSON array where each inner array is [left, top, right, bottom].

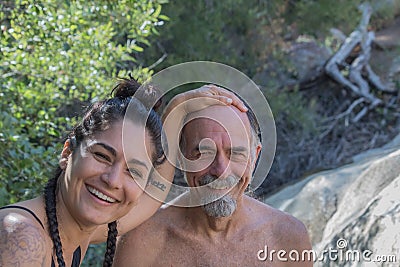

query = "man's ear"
[[252, 143, 262, 172], [59, 139, 72, 170]]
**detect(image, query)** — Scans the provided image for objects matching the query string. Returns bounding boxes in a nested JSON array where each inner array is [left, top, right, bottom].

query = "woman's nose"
[[101, 166, 122, 189]]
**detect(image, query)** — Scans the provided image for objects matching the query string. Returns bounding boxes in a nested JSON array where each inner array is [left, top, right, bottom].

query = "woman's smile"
[[86, 185, 118, 204]]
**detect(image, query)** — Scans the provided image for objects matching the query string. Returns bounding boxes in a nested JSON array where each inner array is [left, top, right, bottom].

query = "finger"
[[213, 96, 233, 105], [205, 85, 248, 112], [230, 98, 248, 112]]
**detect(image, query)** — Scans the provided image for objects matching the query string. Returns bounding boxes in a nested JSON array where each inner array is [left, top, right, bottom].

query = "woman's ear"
[[59, 139, 72, 170]]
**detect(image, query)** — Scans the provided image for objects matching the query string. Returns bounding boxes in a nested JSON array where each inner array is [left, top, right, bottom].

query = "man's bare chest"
[[156, 231, 270, 266]]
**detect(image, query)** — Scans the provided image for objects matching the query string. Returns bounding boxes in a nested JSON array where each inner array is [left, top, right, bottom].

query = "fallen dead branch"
[[325, 3, 396, 122]]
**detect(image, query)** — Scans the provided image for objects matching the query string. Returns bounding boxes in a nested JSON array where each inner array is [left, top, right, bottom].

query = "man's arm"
[[276, 214, 313, 267], [0, 212, 48, 267], [290, 220, 313, 266]]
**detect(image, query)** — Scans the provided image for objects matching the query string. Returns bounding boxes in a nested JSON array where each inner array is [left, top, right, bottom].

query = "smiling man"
[[114, 101, 312, 266]]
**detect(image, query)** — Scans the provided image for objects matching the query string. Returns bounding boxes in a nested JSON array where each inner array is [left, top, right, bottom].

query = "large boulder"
[[264, 134, 400, 266]]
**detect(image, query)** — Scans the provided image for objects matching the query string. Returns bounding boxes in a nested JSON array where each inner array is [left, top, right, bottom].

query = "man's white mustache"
[[198, 174, 240, 189]]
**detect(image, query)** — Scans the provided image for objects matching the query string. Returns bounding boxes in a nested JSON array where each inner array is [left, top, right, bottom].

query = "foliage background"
[[0, 0, 165, 205], [1, 0, 400, 266]]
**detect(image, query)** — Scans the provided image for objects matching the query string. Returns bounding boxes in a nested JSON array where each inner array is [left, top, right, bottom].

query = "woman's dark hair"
[[44, 78, 165, 267]]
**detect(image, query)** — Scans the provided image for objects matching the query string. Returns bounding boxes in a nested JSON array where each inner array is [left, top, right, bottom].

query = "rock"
[[264, 134, 400, 266], [374, 17, 400, 50], [286, 40, 331, 84], [263, 156, 371, 244], [253, 40, 331, 89], [369, 15, 400, 90], [315, 175, 400, 266]]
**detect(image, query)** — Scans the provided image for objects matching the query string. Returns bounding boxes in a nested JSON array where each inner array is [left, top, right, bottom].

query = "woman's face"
[[59, 120, 154, 227]]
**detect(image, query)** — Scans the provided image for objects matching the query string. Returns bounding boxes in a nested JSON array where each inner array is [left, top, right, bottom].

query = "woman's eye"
[[93, 152, 111, 162], [128, 168, 143, 179]]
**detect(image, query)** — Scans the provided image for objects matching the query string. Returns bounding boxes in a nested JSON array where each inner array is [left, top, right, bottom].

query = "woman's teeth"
[[87, 186, 116, 203]]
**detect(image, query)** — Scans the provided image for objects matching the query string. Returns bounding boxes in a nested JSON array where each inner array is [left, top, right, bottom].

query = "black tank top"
[[0, 205, 81, 267]]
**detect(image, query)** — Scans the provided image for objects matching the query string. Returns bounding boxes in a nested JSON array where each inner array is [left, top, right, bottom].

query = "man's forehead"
[[185, 105, 250, 129], [182, 105, 251, 144]]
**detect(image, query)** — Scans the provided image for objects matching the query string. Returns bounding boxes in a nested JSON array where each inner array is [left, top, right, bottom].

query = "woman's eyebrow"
[[95, 143, 117, 157]]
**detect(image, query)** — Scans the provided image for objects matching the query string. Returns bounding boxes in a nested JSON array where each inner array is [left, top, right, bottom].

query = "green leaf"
[[158, 14, 169, 21], [132, 44, 144, 52]]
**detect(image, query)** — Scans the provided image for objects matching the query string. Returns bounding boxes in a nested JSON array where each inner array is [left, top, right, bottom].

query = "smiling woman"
[[0, 78, 166, 267]]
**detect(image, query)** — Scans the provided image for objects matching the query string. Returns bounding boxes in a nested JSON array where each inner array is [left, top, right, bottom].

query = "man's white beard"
[[198, 174, 239, 218], [201, 194, 237, 218]]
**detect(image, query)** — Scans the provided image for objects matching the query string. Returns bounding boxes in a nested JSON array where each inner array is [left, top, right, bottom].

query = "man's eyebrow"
[[231, 146, 249, 153], [196, 144, 249, 153], [127, 158, 149, 171], [95, 143, 117, 157], [197, 144, 216, 151]]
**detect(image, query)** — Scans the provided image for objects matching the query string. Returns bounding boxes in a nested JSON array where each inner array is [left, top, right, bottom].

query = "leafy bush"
[[0, 0, 167, 205], [137, 0, 286, 76]]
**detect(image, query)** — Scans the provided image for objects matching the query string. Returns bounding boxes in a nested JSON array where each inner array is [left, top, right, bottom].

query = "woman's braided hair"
[[44, 78, 165, 267]]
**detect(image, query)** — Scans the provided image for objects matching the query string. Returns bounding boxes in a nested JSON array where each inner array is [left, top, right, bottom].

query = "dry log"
[[324, 2, 396, 121]]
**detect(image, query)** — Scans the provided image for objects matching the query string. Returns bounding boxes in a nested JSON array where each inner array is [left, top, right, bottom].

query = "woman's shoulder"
[[0, 201, 51, 266]]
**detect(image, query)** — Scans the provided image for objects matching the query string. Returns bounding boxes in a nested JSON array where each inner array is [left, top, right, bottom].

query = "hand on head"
[[162, 84, 248, 121]]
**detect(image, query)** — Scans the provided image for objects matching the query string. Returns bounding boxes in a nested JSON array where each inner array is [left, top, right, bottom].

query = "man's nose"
[[208, 153, 230, 178]]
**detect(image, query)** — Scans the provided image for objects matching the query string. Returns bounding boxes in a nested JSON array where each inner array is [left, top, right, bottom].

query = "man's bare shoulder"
[[0, 210, 49, 266], [244, 195, 303, 221], [243, 196, 312, 266], [244, 196, 311, 247]]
